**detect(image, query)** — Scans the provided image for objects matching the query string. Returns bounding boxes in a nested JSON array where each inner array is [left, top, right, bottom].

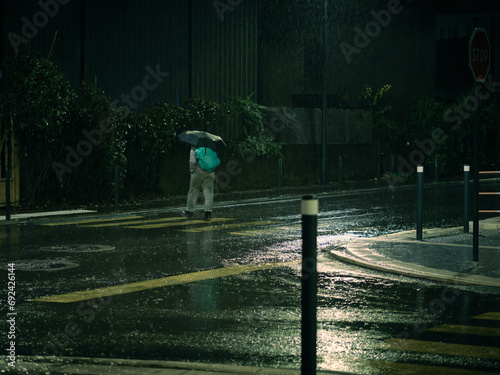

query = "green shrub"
[[228, 95, 265, 137], [0, 53, 287, 205], [228, 95, 282, 159], [58, 81, 126, 203], [180, 96, 228, 135], [123, 103, 186, 196], [0, 54, 74, 204]]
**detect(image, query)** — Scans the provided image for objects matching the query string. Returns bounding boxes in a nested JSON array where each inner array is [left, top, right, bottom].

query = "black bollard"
[[417, 165, 423, 240], [301, 195, 318, 375], [434, 153, 438, 182], [114, 166, 119, 211], [278, 158, 283, 197], [390, 154, 395, 186], [338, 156, 343, 190], [464, 165, 470, 233], [6, 169, 11, 221]]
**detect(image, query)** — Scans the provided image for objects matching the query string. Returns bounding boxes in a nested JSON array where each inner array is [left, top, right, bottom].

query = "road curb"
[[330, 221, 500, 287]]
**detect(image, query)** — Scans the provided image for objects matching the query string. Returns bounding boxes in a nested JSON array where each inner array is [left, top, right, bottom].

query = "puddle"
[[38, 244, 115, 253], [0, 259, 79, 272]]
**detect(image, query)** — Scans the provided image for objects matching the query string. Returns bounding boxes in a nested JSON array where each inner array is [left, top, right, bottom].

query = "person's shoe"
[[203, 211, 212, 221], [183, 211, 194, 219]]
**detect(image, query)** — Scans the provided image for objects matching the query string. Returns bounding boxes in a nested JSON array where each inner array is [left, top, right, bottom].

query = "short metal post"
[[390, 154, 394, 185], [338, 156, 343, 190], [301, 195, 318, 375], [6, 169, 11, 221], [472, 87, 479, 265], [434, 153, 438, 182], [417, 165, 423, 240], [464, 165, 470, 233], [278, 158, 283, 196], [114, 166, 119, 211]]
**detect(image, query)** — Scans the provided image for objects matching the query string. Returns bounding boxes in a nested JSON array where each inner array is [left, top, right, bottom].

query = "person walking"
[[183, 146, 219, 221]]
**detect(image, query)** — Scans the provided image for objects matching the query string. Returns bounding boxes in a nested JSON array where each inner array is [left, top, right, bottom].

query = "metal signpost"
[[321, 0, 328, 186], [469, 28, 491, 264], [464, 165, 470, 233]]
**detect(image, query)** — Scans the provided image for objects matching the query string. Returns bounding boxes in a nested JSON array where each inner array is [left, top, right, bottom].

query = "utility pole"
[[321, 0, 328, 185]]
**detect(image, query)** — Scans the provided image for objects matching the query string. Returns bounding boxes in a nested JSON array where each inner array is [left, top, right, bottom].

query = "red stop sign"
[[469, 28, 491, 82]]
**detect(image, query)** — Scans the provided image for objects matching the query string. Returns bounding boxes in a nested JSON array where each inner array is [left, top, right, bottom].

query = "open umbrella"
[[178, 130, 226, 152]]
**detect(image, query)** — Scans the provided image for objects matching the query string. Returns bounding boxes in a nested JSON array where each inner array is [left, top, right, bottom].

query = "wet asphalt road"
[[1, 183, 500, 374]]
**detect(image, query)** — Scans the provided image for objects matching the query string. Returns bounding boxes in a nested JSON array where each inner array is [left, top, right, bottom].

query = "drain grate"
[[0, 259, 79, 272], [39, 244, 115, 253]]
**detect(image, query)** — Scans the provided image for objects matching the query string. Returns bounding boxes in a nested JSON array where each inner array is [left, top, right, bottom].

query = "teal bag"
[[195, 147, 220, 172]]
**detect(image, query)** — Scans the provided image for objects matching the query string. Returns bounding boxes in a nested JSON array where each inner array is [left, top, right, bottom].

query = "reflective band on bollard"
[[301, 195, 318, 375], [301, 197, 319, 216]]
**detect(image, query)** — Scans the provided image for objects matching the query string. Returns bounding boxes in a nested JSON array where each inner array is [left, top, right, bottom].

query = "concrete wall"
[[263, 107, 373, 145]]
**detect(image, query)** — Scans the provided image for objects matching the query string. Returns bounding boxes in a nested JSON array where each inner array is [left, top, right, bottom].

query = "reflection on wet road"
[[1, 184, 499, 373]]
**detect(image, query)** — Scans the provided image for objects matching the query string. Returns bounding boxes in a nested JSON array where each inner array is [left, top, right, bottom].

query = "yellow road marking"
[[127, 217, 234, 229], [365, 359, 494, 375], [474, 312, 500, 321], [42, 216, 144, 226], [380, 338, 500, 360], [82, 217, 185, 228], [179, 221, 279, 233], [32, 261, 295, 303], [229, 225, 300, 236], [427, 324, 500, 337]]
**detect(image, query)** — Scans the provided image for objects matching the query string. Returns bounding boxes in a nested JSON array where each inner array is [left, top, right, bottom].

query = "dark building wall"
[[3, 0, 83, 85], [258, 0, 436, 112], [191, 0, 258, 103], [1, 0, 257, 110], [2, 0, 190, 109], [82, 0, 190, 108], [435, 10, 499, 101], [2, 1, 498, 123]]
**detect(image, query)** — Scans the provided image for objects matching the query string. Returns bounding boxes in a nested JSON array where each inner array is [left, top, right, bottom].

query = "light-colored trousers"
[[186, 168, 215, 212]]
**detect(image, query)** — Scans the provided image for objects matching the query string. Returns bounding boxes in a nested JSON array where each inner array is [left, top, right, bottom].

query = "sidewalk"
[[330, 216, 500, 287], [0, 179, 410, 224]]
